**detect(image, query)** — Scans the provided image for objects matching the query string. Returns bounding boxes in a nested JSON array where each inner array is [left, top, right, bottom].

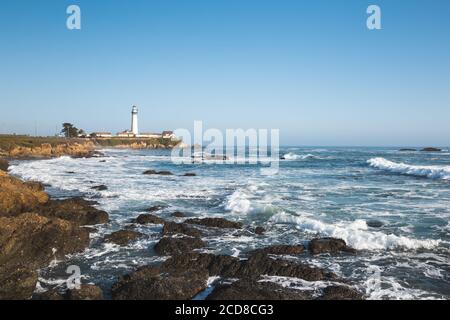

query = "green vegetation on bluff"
[[0, 135, 84, 151]]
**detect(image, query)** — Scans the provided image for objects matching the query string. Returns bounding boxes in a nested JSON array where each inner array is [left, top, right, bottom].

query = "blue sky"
[[0, 0, 449, 146]]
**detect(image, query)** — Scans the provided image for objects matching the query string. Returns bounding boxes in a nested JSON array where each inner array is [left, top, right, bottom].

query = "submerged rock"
[[309, 238, 357, 255], [207, 279, 312, 300], [171, 211, 185, 218], [162, 222, 202, 238], [185, 218, 243, 229], [183, 173, 197, 177], [421, 147, 442, 152], [135, 214, 165, 225], [154, 236, 205, 255], [105, 230, 144, 246], [112, 266, 208, 300], [91, 185, 108, 191], [145, 205, 166, 212], [38, 197, 109, 226], [366, 220, 384, 228], [399, 148, 417, 152], [143, 170, 173, 175], [254, 226, 266, 235], [319, 285, 364, 300]]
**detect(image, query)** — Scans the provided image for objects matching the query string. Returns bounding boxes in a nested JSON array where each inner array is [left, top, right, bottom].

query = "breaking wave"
[[367, 157, 450, 181], [282, 153, 321, 161], [271, 212, 440, 251]]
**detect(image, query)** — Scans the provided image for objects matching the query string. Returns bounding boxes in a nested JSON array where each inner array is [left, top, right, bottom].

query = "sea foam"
[[271, 212, 440, 251], [368, 157, 450, 181]]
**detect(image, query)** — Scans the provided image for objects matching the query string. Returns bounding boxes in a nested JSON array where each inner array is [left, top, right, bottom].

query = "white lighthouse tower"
[[131, 105, 139, 136]]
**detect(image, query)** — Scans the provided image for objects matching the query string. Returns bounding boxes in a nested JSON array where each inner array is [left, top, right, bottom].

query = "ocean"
[[9, 147, 450, 299]]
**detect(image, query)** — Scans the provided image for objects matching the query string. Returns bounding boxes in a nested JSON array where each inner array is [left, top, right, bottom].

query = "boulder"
[[248, 245, 306, 256], [207, 280, 312, 300], [185, 218, 243, 229], [0, 171, 49, 216], [135, 214, 165, 225], [162, 222, 202, 238], [154, 237, 205, 255], [105, 230, 144, 246], [183, 173, 197, 177], [38, 197, 109, 225], [366, 220, 384, 228], [66, 284, 104, 300], [112, 265, 208, 300], [0, 158, 9, 172], [309, 238, 357, 255], [0, 266, 38, 300], [319, 285, 364, 300]]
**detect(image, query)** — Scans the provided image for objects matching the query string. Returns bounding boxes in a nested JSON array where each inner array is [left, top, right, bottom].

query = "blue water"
[[9, 147, 450, 299]]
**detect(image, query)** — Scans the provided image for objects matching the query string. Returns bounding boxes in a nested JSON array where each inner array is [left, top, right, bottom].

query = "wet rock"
[[162, 253, 241, 277], [162, 221, 202, 238], [183, 173, 197, 177], [421, 147, 442, 152], [171, 211, 185, 218], [254, 226, 266, 235], [366, 220, 384, 228], [91, 184, 108, 191], [33, 289, 65, 300], [207, 280, 312, 300], [39, 197, 109, 226], [146, 205, 166, 212], [236, 252, 336, 281], [66, 284, 104, 300], [135, 214, 165, 225], [185, 218, 243, 229], [319, 285, 364, 300], [105, 230, 144, 246], [66, 171, 76, 174], [0, 266, 38, 300], [99, 160, 107, 163], [143, 170, 173, 175], [309, 238, 357, 255], [399, 148, 417, 152], [0, 158, 9, 172], [112, 266, 208, 300], [249, 245, 306, 256], [0, 171, 49, 216], [154, 236, 205, 255]]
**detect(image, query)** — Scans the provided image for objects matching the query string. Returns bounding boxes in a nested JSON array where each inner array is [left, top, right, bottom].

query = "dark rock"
[[38, 197, 109, 226], [207, 280, 312, 300], [366, 220, 384, 228], [183, 173, 197, 177], [143, 170, 173, 175], [145, 205, 166, 212], [185, 218, 243, 229], [235, 252, 336, 281], [112, 266, 208, 300], [254, 226, 266, 235], [399, 148, 417, 152], [66, 284, 104, 300], [162, 253, 241, 277], [66, 171, 76, 174], [319, 285, 364, 300], [99, 160, 107, 163], [0, 159, 9, 172], [162, 222, 202, 237], [0, 266, 38, 300], [154, 237, 205, 255], [309, 238, 357, 255], [91, 184, 108, 191], [421, 147, 442, 152], [249, 245, 306, 256], [135, 214, 165, 225], [33, 289, 65, 300], [105, 230, 144, 246], [171, 211, 185, 218]]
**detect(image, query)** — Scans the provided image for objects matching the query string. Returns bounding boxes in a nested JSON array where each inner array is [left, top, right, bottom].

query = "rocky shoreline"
[[0, 155, 365, 300]]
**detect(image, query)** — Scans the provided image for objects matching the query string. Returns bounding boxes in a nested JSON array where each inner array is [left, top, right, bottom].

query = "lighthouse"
[[131, 105, 139, 135]]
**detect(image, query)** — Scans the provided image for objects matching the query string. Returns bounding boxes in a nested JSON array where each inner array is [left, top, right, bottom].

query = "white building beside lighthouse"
[[131, 105, 139, 135]]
